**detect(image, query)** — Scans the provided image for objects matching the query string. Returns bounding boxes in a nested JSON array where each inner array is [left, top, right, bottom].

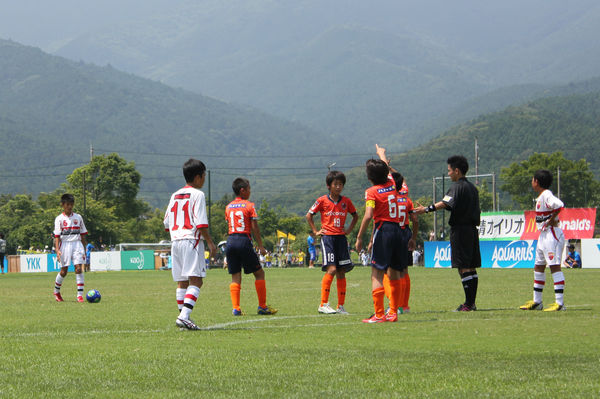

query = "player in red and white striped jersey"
[[520, 169, 566, 312], [164, 159, 216, 330], [52, 193, 88, 302]]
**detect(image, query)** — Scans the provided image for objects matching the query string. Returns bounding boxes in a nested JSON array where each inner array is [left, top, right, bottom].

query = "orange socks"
[[336, 277, 346, 306], [401, 273, 411, 309], [389, 279, 402, 313], [321, 273, 334, 305], [255, 279, 267, 308], [383, 273, 391, 300], [373, 287, 385, 318], [230, 282, 241, 310]]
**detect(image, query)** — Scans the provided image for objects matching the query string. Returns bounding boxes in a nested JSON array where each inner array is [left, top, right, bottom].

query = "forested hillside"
[[0, 39, 340, 205], [39, 1, 600, 149], [272, 91, 600, 213]]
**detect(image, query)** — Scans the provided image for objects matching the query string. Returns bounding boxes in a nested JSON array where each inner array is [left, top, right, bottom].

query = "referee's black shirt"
[[442, 177, 480, 227]]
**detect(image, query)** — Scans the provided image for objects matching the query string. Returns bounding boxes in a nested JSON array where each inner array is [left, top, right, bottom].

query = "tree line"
[[1, 151, 598, 255]]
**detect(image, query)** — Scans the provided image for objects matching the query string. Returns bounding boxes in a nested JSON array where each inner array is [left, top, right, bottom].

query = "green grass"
[[1, 267, 599, 398]]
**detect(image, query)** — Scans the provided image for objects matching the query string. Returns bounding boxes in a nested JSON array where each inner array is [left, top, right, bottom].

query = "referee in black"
[[415, 155, 481, 311]]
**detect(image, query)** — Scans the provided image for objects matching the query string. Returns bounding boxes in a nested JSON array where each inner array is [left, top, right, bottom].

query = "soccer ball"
[[86, 289, 101, 303]]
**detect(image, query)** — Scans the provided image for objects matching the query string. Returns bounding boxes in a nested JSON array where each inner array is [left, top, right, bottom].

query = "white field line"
[[1, 306, 594, 338]]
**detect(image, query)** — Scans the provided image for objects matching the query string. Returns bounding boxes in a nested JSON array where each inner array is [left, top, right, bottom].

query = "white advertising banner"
[[20, 254, 48, 273], [580, 238, 600, 269], [90, 251, 122, 271], [479, 212, 525, 241]]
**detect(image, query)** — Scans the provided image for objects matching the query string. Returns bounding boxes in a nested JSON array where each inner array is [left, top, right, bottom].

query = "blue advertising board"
[[424, 240, 537, 268], [47, 254, 75, 272]]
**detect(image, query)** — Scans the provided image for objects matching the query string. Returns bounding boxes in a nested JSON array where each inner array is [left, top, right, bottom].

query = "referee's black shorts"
[[450, 225, 481, 269]]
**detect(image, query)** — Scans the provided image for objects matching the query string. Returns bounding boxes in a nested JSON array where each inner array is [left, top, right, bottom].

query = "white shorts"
[[171, 239, 207, 281], [535, 227, 565, 266], [59, 241, 85, 267]]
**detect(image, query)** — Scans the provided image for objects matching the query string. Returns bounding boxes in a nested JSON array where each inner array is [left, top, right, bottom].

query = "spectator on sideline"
[[563, 244, 582, 269], [0, 233, 6, 274]]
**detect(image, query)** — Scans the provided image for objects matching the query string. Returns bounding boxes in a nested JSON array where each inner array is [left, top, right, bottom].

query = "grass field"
[[1, 266, 599, 398]]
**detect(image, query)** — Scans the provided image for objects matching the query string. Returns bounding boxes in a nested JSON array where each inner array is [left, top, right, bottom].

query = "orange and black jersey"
[[225, 198, 258, 236], [397, 194, 414, 228], [364, 180, 398, 224], [308, 195, 357, 235]]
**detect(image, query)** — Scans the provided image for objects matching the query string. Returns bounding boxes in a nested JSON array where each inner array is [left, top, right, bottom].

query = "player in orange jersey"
[[306, 171, 358, 315], [225, 178, 277, 316], [355, 158, 405, 323], [375, 144, 418, 314]]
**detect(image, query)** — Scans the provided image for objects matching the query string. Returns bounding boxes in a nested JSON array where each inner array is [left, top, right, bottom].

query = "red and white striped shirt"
[[54, 212, 88, 242], [164, 185, 209, 241]]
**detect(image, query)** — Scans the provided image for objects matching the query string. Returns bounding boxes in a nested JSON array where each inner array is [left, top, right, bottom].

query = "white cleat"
[[336, 305, 349, 315], [318, 303, 337, 314], [176, 318, 200, 330]]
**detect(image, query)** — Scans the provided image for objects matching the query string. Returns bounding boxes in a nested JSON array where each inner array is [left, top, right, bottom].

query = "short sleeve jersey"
[[535, 189, 564, 231], [442, 177, 480, 227], [163, 185, 209, 241], [397, 194, 414, 228], [307, 235, 315, 250], [308, 195, 357, 235], [54, 212, 88, 242], [225, 197, 258, 236], [364, 180, 398, 224]]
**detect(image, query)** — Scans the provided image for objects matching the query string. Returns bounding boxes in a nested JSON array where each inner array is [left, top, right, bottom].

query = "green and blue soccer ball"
[[86, 289, 102, 303]]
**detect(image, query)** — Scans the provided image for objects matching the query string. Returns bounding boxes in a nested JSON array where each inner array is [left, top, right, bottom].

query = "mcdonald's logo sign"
[[520, 211, 540, 240]]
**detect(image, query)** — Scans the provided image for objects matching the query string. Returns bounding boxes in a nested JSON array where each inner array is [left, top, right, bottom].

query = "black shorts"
[[371, 221, 406, 271], [399, 227, 412, 267], [450, 225, 481, 269], [321, 235, 353, 273], [225, 234, 261, 275]]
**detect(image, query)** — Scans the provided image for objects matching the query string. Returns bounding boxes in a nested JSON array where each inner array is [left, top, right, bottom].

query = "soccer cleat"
[[77, 296, 84, 303], [454, 303, 476, 312], [401, 307, 410, 314], [54, 293, 64, 302], [519, 300, 543, 310], [232, 308, 244, 316], [318, 303, 337, 314], [257, 305, 278, 315], [176, 318, 200, 330], [543, 302, 564, 312], [385, 310, 398, 322], [362, 314, 386, 323], [336, 305, 349, 315]]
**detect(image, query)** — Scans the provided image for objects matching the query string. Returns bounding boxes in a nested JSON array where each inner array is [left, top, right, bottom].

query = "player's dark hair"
[[534, 169, 553, 189], [61, 193, 75, 204], [0, 233, 4, 239], [366, 159, 389, 185], [232, 177, 250, 195], [391, 172, 404, 192], [182, 158, 206, 183], [447, 155, 469, 175], [326, 170, 346, 187]]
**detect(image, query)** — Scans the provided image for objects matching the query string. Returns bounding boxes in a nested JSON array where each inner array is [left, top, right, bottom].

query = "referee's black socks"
[[460, 271, 478, 307]]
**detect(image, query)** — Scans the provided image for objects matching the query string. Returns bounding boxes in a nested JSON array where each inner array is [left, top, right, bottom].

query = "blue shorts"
[[320, 235, 353, 273], [225, 234, 261, 275], [371, 222, 406, 271], [308, 248, 317, 262]]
